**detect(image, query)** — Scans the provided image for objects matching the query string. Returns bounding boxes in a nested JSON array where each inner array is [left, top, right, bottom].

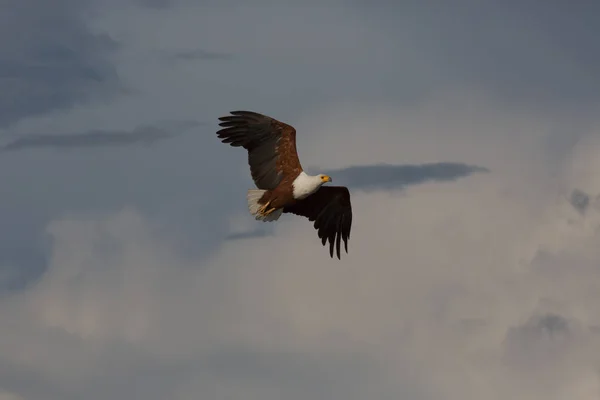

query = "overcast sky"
[[1, 1, 600, 399]]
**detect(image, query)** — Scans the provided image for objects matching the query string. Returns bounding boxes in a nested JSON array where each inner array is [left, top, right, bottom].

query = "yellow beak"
[[322, 175, 332, 183]]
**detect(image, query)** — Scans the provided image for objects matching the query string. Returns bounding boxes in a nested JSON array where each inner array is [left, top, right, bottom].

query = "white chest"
[[292, 172, 320, 200]]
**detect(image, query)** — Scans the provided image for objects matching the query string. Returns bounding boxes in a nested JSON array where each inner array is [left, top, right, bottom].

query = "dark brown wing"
[[217, 111, 303, 190], [283, 186, 352, 259]]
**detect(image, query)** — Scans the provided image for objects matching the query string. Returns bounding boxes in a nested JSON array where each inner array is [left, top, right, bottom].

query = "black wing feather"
[[283, 186, 352, 260], [216, 111, 296, 190]]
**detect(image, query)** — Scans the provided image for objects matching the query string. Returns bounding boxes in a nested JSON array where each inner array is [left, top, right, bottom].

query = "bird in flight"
[[216, 110, 352, 259]]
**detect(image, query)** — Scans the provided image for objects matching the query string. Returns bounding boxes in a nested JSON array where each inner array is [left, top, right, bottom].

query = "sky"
[[1, 1, 600, 399]]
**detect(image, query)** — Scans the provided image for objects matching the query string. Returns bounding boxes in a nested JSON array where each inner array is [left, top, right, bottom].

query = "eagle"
[[216, 110, 352, 259]]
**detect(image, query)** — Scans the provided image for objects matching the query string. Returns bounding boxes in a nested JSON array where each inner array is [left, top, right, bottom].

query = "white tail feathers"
[[247, 189, 283, 222], [247, 189, 266, 216]]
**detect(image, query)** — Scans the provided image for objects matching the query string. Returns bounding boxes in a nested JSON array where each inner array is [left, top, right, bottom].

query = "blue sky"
[[1, 1, 600, 399]]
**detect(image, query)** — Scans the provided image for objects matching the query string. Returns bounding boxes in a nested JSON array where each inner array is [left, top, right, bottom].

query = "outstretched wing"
[[283, 186, 352, 259], [217, 111, 303, 190]]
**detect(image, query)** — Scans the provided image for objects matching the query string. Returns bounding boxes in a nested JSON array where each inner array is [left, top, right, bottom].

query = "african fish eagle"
[[216, 110, 352, 259]]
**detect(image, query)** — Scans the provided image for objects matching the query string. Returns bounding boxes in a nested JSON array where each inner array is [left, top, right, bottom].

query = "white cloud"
[[2, 90, 600, 399]]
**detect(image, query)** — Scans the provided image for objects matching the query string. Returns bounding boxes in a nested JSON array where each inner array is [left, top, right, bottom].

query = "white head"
[[304, 173, 332, 192], [292, 172, 333, 200]]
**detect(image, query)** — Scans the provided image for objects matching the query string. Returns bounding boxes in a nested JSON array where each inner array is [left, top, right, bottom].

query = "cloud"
[[1, 89, 600, 399], [570, 189, 590, 214], [224, 228, 273, 241], [0, 0, 122, 128], [346, 2, 600, 108], [322, 162, 488, 191], [136, 0, 173, 8], [2, 2, 600, 399], [163, 49, 232, 61], [0, 118, 239, 293], [1, 120, 202, 152]]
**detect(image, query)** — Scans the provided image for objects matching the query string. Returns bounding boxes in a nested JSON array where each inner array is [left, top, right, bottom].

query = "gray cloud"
[[0, 361, 66, 400], [507, 313, 572, 344], [0, 0, 122, 128], [350, 2, 600, 109], [2, 2, 600, 400], [1, 120, 202, 152], [0, 331, 376, 400], [570, 189, 590, 214], [0, 117, 251, 295], [198, 347, 376, 399], [322, 162, 488, 191], [503, 312, 582, 375], [164, 49, 232, 62], [136, 0, 174, 8], [224, 228, 273, 241], [0, 336, 196, 400]]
